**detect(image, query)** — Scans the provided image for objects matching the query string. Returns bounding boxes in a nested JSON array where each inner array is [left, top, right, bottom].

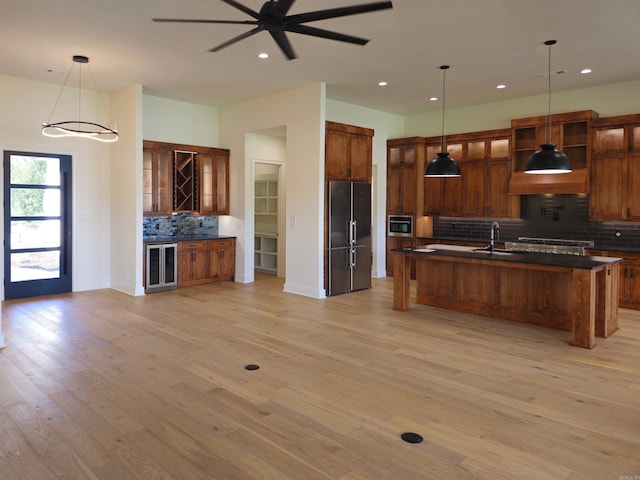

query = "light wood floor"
[[1, 274, 639, 480]]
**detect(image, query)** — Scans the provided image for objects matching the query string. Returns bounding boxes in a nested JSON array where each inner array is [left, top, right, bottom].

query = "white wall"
[[0, 73, 118, 347], [326, 99, 405, 278], [219, 83, 326, 298], [110, 84, 144, 296], [0, 74, 113, 294], [404, 79, 640, 138], [143, 95, 219, 146]]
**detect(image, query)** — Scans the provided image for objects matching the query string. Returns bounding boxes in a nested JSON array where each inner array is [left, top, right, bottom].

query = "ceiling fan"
[[153, 0, 393, 60]]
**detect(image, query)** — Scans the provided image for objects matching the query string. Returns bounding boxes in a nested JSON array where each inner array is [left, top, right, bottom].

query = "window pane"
[[11, 220, 61, 249], [11, 188, 60, 217], [11, 251, 60, 282], [10, 155, 60, 186]]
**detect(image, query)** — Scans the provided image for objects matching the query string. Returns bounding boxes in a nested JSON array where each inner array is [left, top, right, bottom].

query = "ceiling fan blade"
[[285, 24, 368, 45], [286, 1, 393, 24], [153, 18, 257, 25], [220, 0, 261, 20], [268, 30, 297, 60], [209, 26, 264, 52], [270, 0, 296, 18]]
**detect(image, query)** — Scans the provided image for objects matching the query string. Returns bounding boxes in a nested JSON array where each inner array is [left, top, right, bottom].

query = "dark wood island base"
[[393, 246, 621, 349]]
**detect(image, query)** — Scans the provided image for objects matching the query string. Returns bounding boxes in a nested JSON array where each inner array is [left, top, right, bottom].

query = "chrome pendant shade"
[[425, 65, 461, 177], [42, 55, 118, 143], [525, 40, 570, 174]]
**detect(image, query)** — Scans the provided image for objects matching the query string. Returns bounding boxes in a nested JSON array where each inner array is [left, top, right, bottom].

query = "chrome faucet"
[[490, 221, 500, 253]]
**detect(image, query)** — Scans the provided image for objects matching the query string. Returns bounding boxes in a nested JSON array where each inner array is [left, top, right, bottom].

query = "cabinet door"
[[199, 153, 230, 215], [209, 239, 236, 281], [590, 154, 626, 220], [349, 134, 372, 181], [386, 166, 402, 213], [627, 153, 640, 220], [178, 241, 209, 285], [143, 148, 173, 215], [443, 177, 463, 216], [626, 263, 640, 307], [325, 130, 350, 180], [462, 162, 486, 217], [486, 161, 513, 218], [401, 164, 416, 215], [423, 177, 444, 215]]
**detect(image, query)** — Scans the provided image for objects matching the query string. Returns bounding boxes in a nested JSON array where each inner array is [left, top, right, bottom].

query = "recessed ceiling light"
[[580, 68, 592, 74], [258, 52, 269, 59], [496, 84, 507, 89], [429, 97, 438, 102], [378, 81, 388, 86]]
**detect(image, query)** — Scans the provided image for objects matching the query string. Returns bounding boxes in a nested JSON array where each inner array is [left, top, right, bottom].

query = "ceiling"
[[2, 0, 640, 116]]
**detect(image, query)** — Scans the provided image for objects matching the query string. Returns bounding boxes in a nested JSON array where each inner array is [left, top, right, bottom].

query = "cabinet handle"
[[627, 207, 631, 218]]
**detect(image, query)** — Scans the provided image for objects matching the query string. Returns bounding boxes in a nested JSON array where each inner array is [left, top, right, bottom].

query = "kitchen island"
[[393, 244, 622, 348]]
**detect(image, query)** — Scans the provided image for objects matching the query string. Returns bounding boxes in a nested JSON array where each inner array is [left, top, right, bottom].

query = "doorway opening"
[[254, 162, 284, 277], [3, 151, 72, 299]]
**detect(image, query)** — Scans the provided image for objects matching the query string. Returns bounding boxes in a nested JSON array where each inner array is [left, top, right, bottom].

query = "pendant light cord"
[[440, 65, 449, 153], [545, 40, 555, 145]]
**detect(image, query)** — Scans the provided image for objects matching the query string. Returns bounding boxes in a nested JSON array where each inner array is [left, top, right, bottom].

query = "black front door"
[[3, 151, 72, 299]]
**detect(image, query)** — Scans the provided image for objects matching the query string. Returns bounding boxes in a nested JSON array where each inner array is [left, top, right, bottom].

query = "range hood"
[[508, 169, 589, 195]]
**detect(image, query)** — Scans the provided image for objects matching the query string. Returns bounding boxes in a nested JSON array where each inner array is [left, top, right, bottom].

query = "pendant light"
[[524, 40, 570, 174], [425, 65, 461, 177], [42, 55, 119, 143]]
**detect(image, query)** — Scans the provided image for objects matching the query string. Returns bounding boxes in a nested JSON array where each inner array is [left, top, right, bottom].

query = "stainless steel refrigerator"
[[328, 181, 372, 296]]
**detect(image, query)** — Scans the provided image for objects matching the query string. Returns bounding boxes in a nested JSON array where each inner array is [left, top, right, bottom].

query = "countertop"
[[396, 243, 622, 270], [143, 234, 236, 244], [417, 236, 640, 254]]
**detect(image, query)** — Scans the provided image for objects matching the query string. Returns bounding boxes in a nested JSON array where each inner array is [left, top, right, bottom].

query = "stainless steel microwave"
[[387, 215, 414, 237]]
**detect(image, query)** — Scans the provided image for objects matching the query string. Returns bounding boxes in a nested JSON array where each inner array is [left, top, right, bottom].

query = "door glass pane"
[[11, 220, 61, 249], [10, 156, 60, 185], [11, 251, 60, 282], [10, 188, 60, 216]]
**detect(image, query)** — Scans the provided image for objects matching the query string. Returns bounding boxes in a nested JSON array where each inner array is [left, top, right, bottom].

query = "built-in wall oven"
[[387, 215, 414, 237]]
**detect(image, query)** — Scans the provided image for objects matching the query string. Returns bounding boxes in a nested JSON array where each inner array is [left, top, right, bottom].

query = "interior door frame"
[[3, 150, 73, 300], [252, 158, 285, 278]]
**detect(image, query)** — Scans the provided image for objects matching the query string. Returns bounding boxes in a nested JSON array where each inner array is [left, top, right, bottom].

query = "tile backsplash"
[[143, 213, 218, 237], [432, 194, 640, 250]]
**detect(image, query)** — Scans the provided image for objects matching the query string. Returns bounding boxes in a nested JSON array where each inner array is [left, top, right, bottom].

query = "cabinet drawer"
[[179, 241, 208, 252]]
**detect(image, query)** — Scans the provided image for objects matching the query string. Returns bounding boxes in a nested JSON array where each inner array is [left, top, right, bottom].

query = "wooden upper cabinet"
[[325, 121, 374, 182], [590, 115, 640, 221], [143, 140, 230, 216], [143, 145, 173, 215], [423, 129, 515, 218], [199, 152, 229, 215], [509, 110, 598, 195], [386, 138, 425, 216]]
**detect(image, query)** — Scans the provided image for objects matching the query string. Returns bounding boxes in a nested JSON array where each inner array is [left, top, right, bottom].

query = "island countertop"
[[397, 243, 623, 270], [392, 244, 622, 349]]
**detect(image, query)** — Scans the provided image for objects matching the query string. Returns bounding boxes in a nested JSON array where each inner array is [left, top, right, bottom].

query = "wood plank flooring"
[[1, 274, 639, 479]]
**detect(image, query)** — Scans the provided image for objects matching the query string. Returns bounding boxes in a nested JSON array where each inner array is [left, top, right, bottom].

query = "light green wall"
[[142, 95, 220, 146], [404, 79, 640, 138]]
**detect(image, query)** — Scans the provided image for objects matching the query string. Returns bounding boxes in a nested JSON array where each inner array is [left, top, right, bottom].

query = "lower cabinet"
[[177, 238, 235, 287], [386, 236, 415, 277], [209, 238, 236, 281], [589, 250, 640, 309]]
